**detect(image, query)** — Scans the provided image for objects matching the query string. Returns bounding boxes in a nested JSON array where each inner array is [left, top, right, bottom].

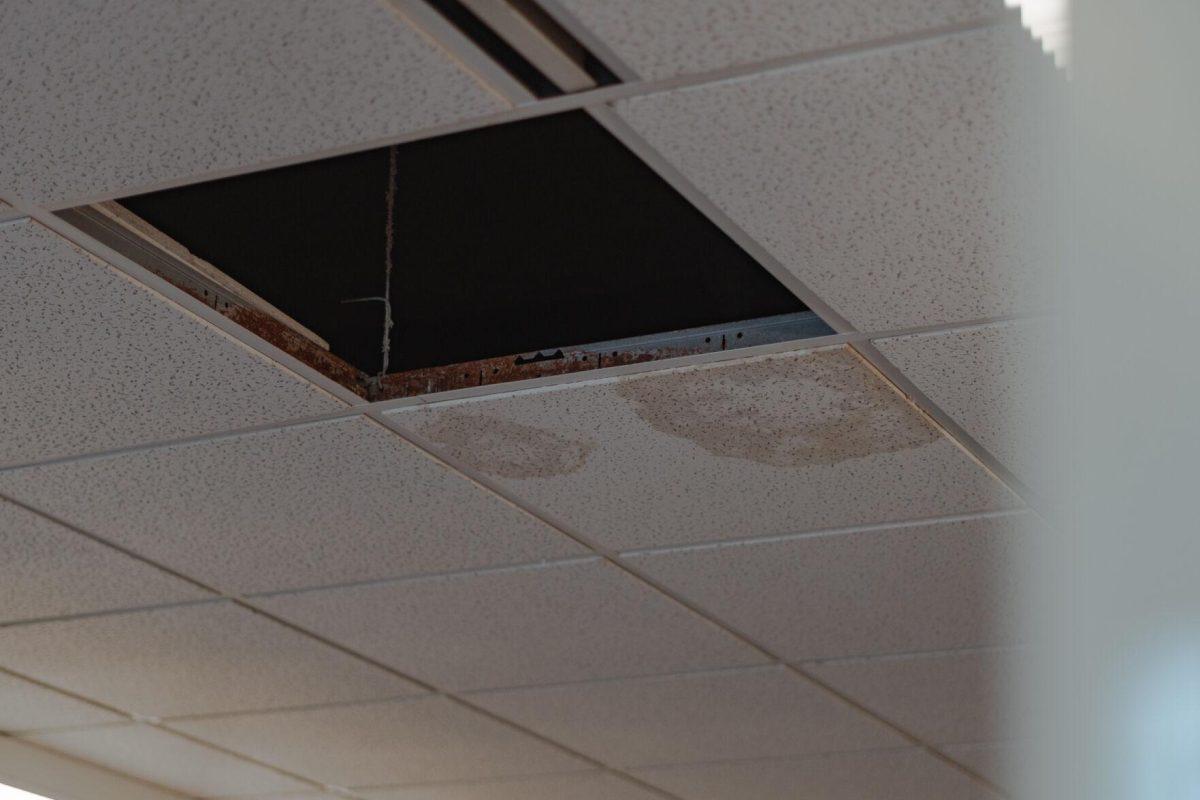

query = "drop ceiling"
[[0, 1, 1058, 799]]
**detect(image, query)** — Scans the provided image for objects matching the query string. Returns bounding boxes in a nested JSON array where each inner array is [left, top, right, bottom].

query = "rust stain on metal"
[[373, 343, 710, 401], [223, 305, 368, 395]]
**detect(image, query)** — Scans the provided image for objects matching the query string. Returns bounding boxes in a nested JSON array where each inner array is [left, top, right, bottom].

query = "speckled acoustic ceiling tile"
[[0, 417, 584, 595], [468, 666, 904, 766], [630, 747, 998, 800], [388, 347, 1020, 552], [554, 0, 1004, 80], [616, 25, 1057, 330], [0, 601, 420, 718], [0, 1, 509, 207], [624, 513, 1030, 661], [171, 697, 588, 788], [807, 648, 1023, 746], [358, 772, 662, 800], [0, 220, 343, 467], [24, 723, 307, 797], [942, 741, 1028, 790], [256, 558, 766, 692], [875, 318, 1057, 492], [0, 497, 209, 624], [0, 671, 123, 733]]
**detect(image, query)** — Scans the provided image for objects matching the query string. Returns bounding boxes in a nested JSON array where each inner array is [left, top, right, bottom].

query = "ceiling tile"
[[943, 741, 1026, 789], [807, 649, 1017, 745], [0, 417, 583, 594], [258, 559, 766, 691], [555, 0, 1004, 80], [389, 348, 1019, 552], [0, 602, 419, 718], [631, 747, 997, 800], [0, 220, 342, 467], [625, 514, 1029, 661], [616, 25, 1055, 330], [875, 319, 1056, 491], [24, 723, 306, 797], [0, 671, 122, 732], [0, 498, 208, 624], [0, 1, 508, 207], [468, 665, 903, 766], [172, 697, 587, 787], [358, 772, 661, 800]]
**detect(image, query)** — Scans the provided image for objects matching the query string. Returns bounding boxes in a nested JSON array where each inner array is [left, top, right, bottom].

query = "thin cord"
[[380, 144, 398, 378]]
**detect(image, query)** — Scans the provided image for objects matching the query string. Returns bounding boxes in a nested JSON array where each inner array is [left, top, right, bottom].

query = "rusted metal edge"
[[56, 204, 372, 398], [375, 311, 832, 400], [58, 204, 831, 402], [58, 204, 331, 349]]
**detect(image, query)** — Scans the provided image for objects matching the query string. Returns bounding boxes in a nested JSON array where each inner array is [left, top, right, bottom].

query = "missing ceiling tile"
[[66, 110, 830, 400]]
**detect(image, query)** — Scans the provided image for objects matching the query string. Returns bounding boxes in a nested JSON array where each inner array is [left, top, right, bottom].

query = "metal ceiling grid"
[[0, 2, 1060, 798]]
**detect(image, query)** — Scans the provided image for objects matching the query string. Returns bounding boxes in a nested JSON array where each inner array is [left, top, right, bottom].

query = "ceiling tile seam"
[[383, 342, 851, 416], [589, 742, 926, 774], [6, 720, 132, 738], [0, 311, 1035, 476], [1, 668, 381, 798], [783, 661, 1007, 795], [0, 664, 132, 725], [8, 205, 366, 407], [244, 555, 602, 599], [330, 310, 1042, 412], [0, 210, 29, 225], [582, 97, 1050, 490], [794, 643, 1025, 668], [2, 672, 350, 798], [36, 13, 1013, 211], [124, 720, 351, 796], [363, 410, 1007, 795], [0, 479, 675, 800], [0, 406, 364, 474], [0, 597, 222, 632], [585, 104, 854, 333], [459, 663, 784, 698], [863, 311, 1055, 343], [2, 428, 1004, 794], [381, 0, 534, 105], [345, 765, 612, 794], [0, 492, 221, 597], [0, 734, 198, 800], [613, 10, 1016, 101], [159, 693, 430, 726], [617, 507, 1031, 558], [851, 341, 1048, 515], [368, 337, 856, 412], [220, 594, 688, 800]]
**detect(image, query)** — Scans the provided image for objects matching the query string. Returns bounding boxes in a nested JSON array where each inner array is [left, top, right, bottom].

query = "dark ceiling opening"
[[118, 110, 816, 378]]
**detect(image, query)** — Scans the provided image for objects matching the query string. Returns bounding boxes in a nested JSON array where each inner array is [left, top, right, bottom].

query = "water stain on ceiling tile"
[[413, 411, 598, 479], [613, 348, 941, 467]]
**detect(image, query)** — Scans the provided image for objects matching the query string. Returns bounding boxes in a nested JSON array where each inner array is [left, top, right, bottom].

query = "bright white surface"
[[1006, 0, 1069, 65], [0, 784, 54, 800]]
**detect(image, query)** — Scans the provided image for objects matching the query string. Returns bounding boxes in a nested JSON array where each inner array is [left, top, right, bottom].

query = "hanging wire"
[[379, 144, 398, 377], [341, 145, 398, 393]]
